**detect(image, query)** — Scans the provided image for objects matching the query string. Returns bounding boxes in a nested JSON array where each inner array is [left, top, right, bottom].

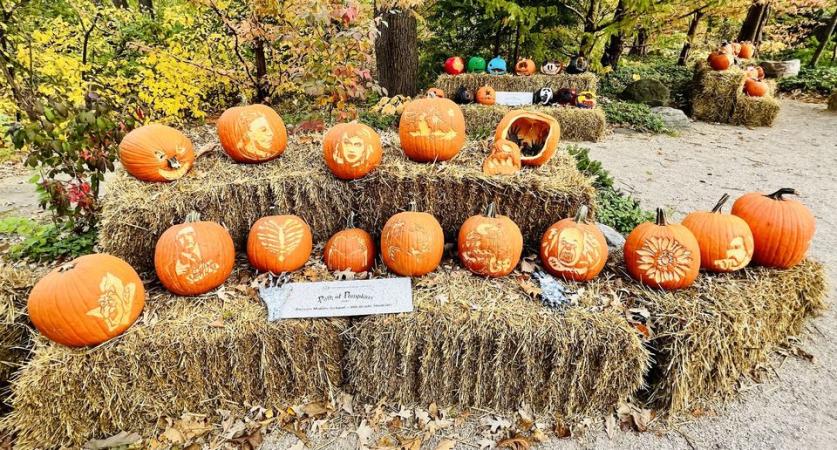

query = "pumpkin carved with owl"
[[247, 215, 313, 273], [217, 104, 288, 163]]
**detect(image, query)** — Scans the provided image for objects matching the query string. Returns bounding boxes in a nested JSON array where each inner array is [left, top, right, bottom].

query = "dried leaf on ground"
[[497, 437, 531, 449], [434, 438, 456, 450], [83, 431, 142, 449]]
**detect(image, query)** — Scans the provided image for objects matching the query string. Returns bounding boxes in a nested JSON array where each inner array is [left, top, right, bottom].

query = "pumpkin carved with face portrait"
[[399, 98, 466, 162], [494, 110, 561, 166], [119, 124, 195, 182], [540, 206, 608, 282], [482, 139, 521, 175], [323, 122, 382, 180], [217, 104, 288, 163], [682, 194, 754, 273]]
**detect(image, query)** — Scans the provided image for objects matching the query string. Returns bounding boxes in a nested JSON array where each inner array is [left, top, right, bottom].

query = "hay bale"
[[730, 92, 781, 127], [828, 91, 837, 111], [100, 132, 596, 271], [2, 267, 347, 447], [434, 73, 598, 97], [345, 265, 648, 415], [0, 265, 38, 409], [691, 62, 780, 126], [461, 104, 607, 142]]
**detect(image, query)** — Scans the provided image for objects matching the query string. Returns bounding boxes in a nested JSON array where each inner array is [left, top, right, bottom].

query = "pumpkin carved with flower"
[[624, 208, 701, 290]]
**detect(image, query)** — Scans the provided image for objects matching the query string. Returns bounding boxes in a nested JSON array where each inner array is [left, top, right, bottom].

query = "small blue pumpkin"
[[487, 56, 507, 75]]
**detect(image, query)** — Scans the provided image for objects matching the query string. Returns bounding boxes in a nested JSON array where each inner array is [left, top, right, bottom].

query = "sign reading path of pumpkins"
[[494, 91, 535, 106], [261, 278, 413, 320]]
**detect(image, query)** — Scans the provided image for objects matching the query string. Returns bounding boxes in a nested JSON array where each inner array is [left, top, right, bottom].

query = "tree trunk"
[[253, 38, 269, 102], [601, 0, 626, 69], [112, 0, 128, 8], [678, 11, 704, 66], [753, 3, 770, 46], [809, 11, 836, 68], [629, 28, 648, 56], [738, 1, 768, 42], [138, 0, 154, 18], [493, 24, 503, 56], [374, 7, 418, 96], [512, 21, 521, 65]]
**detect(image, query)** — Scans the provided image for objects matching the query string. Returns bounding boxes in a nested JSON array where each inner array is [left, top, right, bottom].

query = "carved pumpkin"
[[731, 42, 742, 56], [399, 98, 466, 162], [217, 104, 288, 163], [28, 254, 145, 347], [444, 56, 465, 75], [744, 78, 768, 97], [119, 124, 195, 182], [155, 212, 235, 296], [566, 56, 588, 74], [458, 203, 523, 277], [487, 56, 507, 74], [555, 88, 577, 106], [541, 60, 563, 75], [323, 122, 382, 180], [380, 203, 444, 276], [426, 88, 446, 98], [494, 110, 561, 166], [534, 87, 554, 105], [540, 205, 608, 282], [324, 213, 376, 273], [467, 56, 487, 73], [731, 188, 815, 269], [738, 41, 755, 59], [515, 58, 536, 76], [476, 86, 496, 105], [682, 194, 754, 273], [624, 208, 701, 290], [707, 50, 732, 71], [482, 139, 521, 175], [247, 215, 313, 273], [454, 86, 474, 104], [576, 91, 597, 109]]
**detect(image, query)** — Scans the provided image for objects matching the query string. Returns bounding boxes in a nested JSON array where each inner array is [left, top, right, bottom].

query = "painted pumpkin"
[[555, 88, 577, 106], [566, 56, 588, 75], [534, 87, 554, 105], [217, 104, 288, 163], [731, 188, 815, 269], [487, 56, 507, 75], [482, 139, 521, 175], [155, 212, 235, 296], [426, 88, 446, 98], [540, 205, 608, 282], [324, 213, 376, 273], [515, 58, 536, 76], [323, 122, 382, 180], [458, 203, 523, 277], [28, 254, 145, 347], [541, 60, 563, 75], [624, 208, 701, 290], [247, 215, 313, 273], [738, 41, 755, 59], [476, 86, 496, 105], [707, 50, 732, 71], [399, 98, 466, 162], [682, 194, 754, 272], [444, 56, 465, 75], [576, 91, 597, 109], [467, 56, 487, 73], [744, 78, 768, 97], [454, 86, 474, 104], [119, 124, 195, 182], [494, 110, 561, 166], [380, 204, 444, 276]]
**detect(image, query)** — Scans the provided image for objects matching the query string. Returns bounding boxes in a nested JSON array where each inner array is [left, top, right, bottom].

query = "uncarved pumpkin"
[[324, 213, 376, 273], [476, 86, 496, 105], [247, 215, 313, 273], [515, 58, 536, 76], [217, 104, 288, 163], [494, 110, 561, 166], [28, 254, 145, 347], [731, 188, 815, 269], [155, 212, 235, 296], [624, 208, 701, 290], [119, 124, 195, 182], [381, 204, 444, 276], [744, 78, 768, 97], [682, 194, 754, 272], [482, 139, 521, 175], [323, 122, 382, 180], [707, 50, 732, 71], [458, 203, 523, 277], [399, 98, 466, 162], [738, 42, 755, 59], [540, 205, 608, 282]]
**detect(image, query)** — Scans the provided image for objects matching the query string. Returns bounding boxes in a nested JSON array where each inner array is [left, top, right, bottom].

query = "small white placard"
[[261, 278, 413, 320], [495, 91, 534, 106]]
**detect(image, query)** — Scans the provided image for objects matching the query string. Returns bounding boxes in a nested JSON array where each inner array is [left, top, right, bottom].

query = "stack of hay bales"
[[0, 265, 38, 409], [434, 73, 598, 96], [692, 62, 780, 126]]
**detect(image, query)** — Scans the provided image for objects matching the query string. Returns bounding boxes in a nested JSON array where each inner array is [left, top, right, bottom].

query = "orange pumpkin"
[[119, 124, 195, 182], [28, 254, 145, 347], [154, 212, 235, 296], [458, 203, 523, 277], [324, 213, 376, 273], [515, 58, 536, 76], [494, 110, 561, 166], [731, 188, 816, 269], [738, 41, 755, 59], [323, 122, 382, 180], [744, 78, 768, 97], [540, 206, 608, 282], [426, 88, 446, 98], [682, 194, 754, 272], [380, 203, 444, 276], [482, 139, 521, 175], [624, 208, 701, 290], [398, 98, 466, 162], [476, 85, 496, 105], [217, 104, 288, 163], [707, 50, 732, 71], [247, 215, 313, 273]]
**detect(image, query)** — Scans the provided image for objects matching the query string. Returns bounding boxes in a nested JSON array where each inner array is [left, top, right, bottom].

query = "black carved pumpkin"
[[454, 86, 474, 104], [566, 56, 588, 75], [534, 87, 554, 105], [555, 88, 577, 106]]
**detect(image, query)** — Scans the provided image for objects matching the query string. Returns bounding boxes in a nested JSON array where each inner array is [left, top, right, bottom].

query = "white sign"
[[261, 278, 413, 320], [495, 91, 534, 106]]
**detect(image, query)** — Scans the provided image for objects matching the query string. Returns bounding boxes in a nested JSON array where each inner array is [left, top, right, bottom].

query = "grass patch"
[[778, 66, 837, 96], [600, 56, 694, 110], [602, 100, 668, 134]]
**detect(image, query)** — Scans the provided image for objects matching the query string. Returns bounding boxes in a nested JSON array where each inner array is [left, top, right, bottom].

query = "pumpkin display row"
[[429, 85, 597, 109], [444, 56, 589, 76]]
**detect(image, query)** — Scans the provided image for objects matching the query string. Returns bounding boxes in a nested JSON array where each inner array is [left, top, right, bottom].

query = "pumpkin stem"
[[711, 194, 730, 213], [484, 202, 497, 218], [655, 208, 667, 226], [184, 211, 201, 223], [408, 200, 418, 212], [346, 211, 356, 229], [766, 188, 798, 200], [574, 205, 590, 223]]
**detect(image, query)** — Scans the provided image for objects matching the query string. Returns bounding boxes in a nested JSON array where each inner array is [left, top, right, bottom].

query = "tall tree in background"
[[738, 0, 769, 42], [375, 2, 419, 96], [809, 9, 836, 67]]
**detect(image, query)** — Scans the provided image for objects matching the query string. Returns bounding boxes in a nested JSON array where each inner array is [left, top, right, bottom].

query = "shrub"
[[0, 217, 96, 262], [600, 57, 693, 110], [602, 100, 668, 134], [778, 67, 837, 95]]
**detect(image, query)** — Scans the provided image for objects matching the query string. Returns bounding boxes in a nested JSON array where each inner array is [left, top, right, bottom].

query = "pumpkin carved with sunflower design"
[[624, 208, 700, 290]]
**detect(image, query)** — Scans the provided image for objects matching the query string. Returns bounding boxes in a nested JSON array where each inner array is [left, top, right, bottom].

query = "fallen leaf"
[[515, 276, 542, 297], [356, 420, 374, 447], [434, 438, 456, 450], [605, 414, 616, 439], [399, 436, 423, 450], [339, 391, 355, 415], [480, 415, 512, 434], [497, 437, 530, 449], [334, 269, 356, 280], [83, 431, 142, 449], [303, 401, 330, 417], [477, 438, 494, 449], [208, 319, 225, 328], [520, 257, 537, 273], [553, 418, 571, 438], [531, 429, 548, 443]]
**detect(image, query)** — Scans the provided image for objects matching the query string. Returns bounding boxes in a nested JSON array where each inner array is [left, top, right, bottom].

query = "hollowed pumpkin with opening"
[[399, 98, 466, 162], [247, 215, 313, 273], [515, 58, 536, 76], [476, 86, 496, 105], [28, 254, 146, 347], [682, 194, 754, 272], [155, 212, 235, 296], [381, 204, 444, 276], [494, 110, 561, 166], [323, 122, 382, 180], [625, 208, 701, 290], [217, 104, 288, 163], [482, 139, 521, 175], [731, 188, 815, 269], [444, 56, 465, 75], [119, 124, 195, 182], [540, 206, 608, 282], [426, 88, 446, 98], [324, 213, 376, 273], [744, 78, 768, 97], [458, 203, 523, 277]]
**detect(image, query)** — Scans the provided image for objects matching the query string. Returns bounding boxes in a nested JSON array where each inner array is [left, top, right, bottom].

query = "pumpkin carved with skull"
[[324, 213, 376, 273], [476, 86, 496, 105], [119, 124, 195, 182], [217, 104, 288, 163], [482, 139, 521, 175], [323, 122, 382, 180], [380, 204, 444, 276], [458, 203, 523, 277], [399, 98, 466, 162], [624, 208, 701, 290], [494, 110, 561, 166], [540, 206, 608, 282]]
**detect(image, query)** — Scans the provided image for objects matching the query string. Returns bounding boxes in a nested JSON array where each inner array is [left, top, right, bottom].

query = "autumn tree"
[[374, 1, 421, 96]]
